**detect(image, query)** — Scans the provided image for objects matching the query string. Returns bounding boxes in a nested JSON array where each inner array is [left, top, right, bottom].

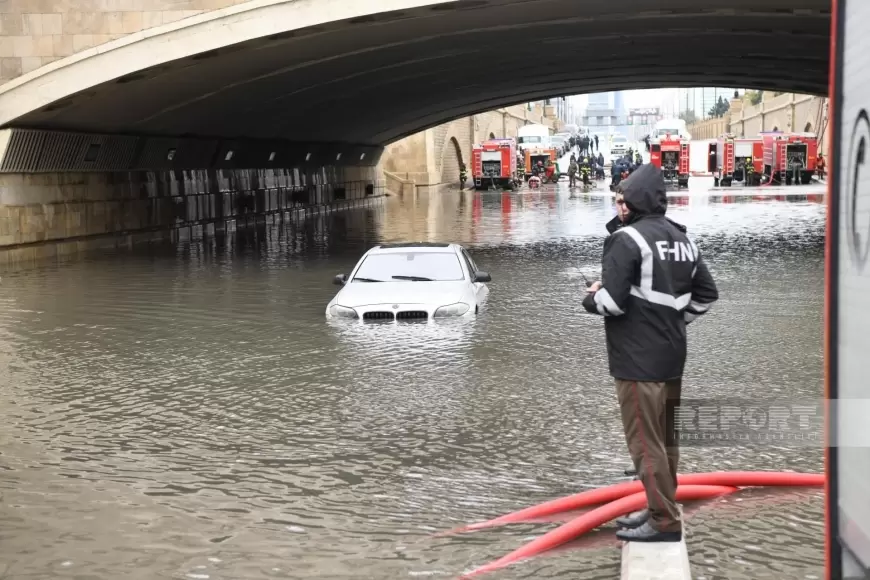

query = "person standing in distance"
[[582, 163, 718, 542]]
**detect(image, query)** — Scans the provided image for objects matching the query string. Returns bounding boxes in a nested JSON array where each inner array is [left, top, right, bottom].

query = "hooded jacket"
[[582, 164, 719, 381]]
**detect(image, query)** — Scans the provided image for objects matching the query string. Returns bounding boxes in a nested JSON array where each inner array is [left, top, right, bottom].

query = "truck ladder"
[[778, 139, 788, 183], [724, 140, 734, 177], [679, 142, 690, 176]]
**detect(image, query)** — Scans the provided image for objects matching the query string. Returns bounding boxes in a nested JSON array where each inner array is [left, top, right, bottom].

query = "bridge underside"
[[1, 0, 830, 146]]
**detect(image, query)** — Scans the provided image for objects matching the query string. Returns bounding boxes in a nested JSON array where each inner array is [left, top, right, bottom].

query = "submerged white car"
[[326, 242, 491, 321]]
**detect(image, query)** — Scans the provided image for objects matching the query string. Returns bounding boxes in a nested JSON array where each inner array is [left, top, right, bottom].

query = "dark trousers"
[[614, 379, 682, 532]]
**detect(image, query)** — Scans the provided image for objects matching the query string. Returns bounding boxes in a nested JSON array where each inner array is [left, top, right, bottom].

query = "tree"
[[679, 109, 698, 125], [745, 90, 763, 106], [708, 95, 730, 118]]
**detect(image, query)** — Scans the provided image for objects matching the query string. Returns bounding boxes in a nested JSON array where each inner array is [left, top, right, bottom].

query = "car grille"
[[363, 311, 394, 321], [396, 311, 428, 320]]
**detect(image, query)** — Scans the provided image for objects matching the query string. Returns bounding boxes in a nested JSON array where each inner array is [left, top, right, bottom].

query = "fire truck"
[[523, 146, 559, 180], [649, 134, 689, 188], [471, 139, 519, 190], [761, 132, 819, 185], [707, 135, 763, 186]]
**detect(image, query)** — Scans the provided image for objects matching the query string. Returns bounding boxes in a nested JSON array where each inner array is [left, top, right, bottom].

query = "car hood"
[[332, 281, 469, 307]]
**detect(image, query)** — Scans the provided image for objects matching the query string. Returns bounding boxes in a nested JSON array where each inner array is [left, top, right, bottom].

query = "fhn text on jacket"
[[582, 164, 719, 382]]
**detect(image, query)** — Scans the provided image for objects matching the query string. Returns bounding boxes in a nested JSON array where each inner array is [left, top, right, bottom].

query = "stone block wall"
[[382, 102, 560, 189], [0, 0, 252, 83], [687, 116, 727, 140], [687, 93, 829, 154], [0, 165, 382, 265], [728, 94, 826, 139]]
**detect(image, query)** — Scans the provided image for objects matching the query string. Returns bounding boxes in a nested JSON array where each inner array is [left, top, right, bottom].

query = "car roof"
[[369, 242, 461, 254]]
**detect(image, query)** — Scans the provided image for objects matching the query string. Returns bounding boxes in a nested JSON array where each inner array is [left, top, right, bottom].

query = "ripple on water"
[[0, 185, 824, 579]]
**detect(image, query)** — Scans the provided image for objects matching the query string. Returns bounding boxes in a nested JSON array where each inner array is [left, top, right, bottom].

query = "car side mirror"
[[333, 274, 347, 286], [473, 271, 492, 283]]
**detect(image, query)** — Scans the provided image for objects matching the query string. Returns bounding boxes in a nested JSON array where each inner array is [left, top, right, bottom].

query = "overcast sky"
[[571, 89, 669, 109]]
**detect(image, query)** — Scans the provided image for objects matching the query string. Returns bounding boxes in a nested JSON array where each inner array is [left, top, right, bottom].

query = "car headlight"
[[433, 303, 470, 317], [329, 305, 358, 319]]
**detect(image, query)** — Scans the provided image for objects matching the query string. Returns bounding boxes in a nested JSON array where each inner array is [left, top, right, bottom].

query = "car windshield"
[[518, 136, 542, 144], [656, 128, 680, 136], [352, 252, 465, 282]]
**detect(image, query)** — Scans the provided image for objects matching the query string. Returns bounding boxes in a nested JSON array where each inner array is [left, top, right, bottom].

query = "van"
[[651, 119, 691, 142], [517, 124, 551, 152]]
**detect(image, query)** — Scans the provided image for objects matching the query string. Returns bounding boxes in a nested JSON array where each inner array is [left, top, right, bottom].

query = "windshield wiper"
[[392, 275, 434, 282], [353, 277, 384, 283]]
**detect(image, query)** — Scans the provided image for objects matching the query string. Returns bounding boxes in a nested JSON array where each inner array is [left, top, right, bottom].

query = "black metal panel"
[[0, 129, 44, 172], [0, 128, 385, 174]]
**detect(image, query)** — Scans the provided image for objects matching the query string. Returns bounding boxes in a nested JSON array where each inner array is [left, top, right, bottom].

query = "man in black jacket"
[[582, 163, 718, 542]]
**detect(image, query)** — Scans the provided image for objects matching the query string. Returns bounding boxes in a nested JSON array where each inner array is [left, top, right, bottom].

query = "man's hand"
[[587, 281, 602, 292]]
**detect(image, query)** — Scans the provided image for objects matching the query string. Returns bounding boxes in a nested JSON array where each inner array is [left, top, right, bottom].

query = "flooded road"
[[0, 182, 825, 579]]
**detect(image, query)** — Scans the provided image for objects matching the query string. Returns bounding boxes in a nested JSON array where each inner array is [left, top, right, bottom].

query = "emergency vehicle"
[[471, 139, 518, 190], [649, 134, 689, 188], [523, 146, 558, 180], [707, 135, 763, 186], [761, 132, 819, 185]]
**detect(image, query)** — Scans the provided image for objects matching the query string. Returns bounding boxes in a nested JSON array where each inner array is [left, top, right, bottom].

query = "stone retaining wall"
[[0, 165, 382, 266]]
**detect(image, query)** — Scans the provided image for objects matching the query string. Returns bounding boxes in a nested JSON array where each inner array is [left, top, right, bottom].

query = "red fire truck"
[[649, 134, 689, 188], [761, 132, 819, 185], [472, 139, 519, 190], [707, 135, 763, 186]]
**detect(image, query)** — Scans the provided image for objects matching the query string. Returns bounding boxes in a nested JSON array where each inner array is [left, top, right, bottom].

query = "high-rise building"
[[580, 91, 630, 137], [587, 92, 612, 110], [673, 88, 741, 119], [613, 91, 626, 121]]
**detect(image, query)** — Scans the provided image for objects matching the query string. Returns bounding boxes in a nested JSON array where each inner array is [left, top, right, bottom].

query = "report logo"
[[666, 398, 824, 448]]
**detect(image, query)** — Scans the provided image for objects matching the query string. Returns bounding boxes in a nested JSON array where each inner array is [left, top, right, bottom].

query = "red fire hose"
[[460, 485, 738, 578], [447, 471, 824, 579], [446, 471, 824, 535]]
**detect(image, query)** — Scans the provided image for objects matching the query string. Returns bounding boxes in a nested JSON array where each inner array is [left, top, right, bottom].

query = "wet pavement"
[[0, 178, 825, 579]]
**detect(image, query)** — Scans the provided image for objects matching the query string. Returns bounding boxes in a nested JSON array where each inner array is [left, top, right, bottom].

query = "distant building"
[[669, 88, 742, 119], [627, 107, 662, 141], [581, 91, 630, 136], [587, 92, 612, 110]]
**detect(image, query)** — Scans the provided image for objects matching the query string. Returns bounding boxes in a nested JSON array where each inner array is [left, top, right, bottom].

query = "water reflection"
[[0, 183, 825, 579]]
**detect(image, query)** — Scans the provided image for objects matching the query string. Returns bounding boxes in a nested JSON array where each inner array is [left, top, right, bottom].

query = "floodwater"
[[0, 180, 826, 579]]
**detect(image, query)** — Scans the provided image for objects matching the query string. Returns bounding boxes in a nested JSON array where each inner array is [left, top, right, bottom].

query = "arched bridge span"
[[0, 0, 830, 147]]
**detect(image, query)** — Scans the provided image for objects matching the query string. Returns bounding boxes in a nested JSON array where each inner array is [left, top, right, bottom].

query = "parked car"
[[610, 134, 630, 162], [326, 242, 491, 321]]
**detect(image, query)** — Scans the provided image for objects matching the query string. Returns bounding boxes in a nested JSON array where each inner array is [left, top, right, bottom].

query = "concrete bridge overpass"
[[0, 0, 830, 146], [0, 0, 831, 263]]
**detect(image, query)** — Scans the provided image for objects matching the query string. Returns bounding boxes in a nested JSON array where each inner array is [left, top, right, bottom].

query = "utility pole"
[[703, 87, 707, 119]]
